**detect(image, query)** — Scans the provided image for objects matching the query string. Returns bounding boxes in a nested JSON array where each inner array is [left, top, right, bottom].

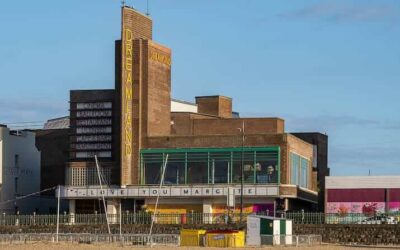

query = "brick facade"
[[195, 96, 232, 118]]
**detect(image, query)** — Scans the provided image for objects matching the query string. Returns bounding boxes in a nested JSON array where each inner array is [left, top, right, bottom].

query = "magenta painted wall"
[[388, 202, 400, 212], [326, 202, 385, 214], [326, 188, 400, 214]]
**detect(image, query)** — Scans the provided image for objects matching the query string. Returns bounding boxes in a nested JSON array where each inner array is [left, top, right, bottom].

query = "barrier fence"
[[0, 233, 180, 246], [260, 234, 322, 246], [0, 212, 399, 226], [0, 212, 258, 226], [0, 233, 321, 247], [286, 211, 400, 225]]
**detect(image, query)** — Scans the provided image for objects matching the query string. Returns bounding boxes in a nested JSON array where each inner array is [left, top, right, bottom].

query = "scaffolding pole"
[[95, 155, 111, 235], [148, 154, 169, 247]]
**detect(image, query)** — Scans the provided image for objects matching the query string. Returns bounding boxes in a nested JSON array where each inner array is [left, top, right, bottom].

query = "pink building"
[[325, 176, 400, 214]]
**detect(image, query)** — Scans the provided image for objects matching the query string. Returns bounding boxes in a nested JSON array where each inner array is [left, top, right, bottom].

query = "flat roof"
[[195, 95, 232, 100]]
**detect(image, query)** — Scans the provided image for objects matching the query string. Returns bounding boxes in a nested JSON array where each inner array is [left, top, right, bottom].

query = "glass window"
[[291, 153, 299, 185], [290, 152, 309, 188], [141, 147, 280, 185], [210, 152, 230, 184], [164, 153, 185, 185], [300, 158, 308, 188], [144, 163, 161, 184], [142, 153, 163, 184], [255, 151, 278, 184], [187, 152, 208, 184], [232, 151, 255, 184]]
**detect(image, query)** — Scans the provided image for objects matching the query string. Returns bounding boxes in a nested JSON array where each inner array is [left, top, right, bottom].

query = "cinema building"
[[58, 6, 325, 215]]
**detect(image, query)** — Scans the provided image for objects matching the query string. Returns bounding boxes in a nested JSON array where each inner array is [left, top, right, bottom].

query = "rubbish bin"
[[180, 229, 206, 246], [205, 230, 245, 247]]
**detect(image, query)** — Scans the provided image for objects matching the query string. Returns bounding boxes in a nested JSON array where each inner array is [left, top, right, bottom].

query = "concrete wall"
[[294, 224, 400, 245]]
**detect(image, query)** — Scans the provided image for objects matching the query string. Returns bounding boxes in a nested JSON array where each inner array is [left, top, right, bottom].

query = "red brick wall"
[[121, 7, 152, 40], [170, 116, 284, 136], [145, 41, 171, 137], [195, 96, 232, 118]]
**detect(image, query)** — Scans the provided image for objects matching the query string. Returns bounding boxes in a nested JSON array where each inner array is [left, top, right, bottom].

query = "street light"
[[237, 121, 245, 222]]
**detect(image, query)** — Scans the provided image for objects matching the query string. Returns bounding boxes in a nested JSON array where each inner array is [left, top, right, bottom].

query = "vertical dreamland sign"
[[120, 7, 133, 185], [120, 7, 152, 185]]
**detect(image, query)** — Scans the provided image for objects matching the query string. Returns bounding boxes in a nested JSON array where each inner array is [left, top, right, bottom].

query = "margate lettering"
[[124, 28, 133, 157], [149, 50, 171, 66], [58, 186, 280, 198]]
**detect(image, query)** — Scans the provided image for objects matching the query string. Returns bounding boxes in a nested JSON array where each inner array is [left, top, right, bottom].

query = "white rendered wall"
[[171, 100, 198, 113], [326, 176, 400, 189], [0, 127, 41, 214]]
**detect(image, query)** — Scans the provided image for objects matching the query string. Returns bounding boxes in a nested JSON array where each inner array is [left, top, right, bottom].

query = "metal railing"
[[0, 233, 180, 246], [260, 234, 322, 246], [0, 212, 258, 226], [1, 212, 400, 226], [286, 212, 400, 225]]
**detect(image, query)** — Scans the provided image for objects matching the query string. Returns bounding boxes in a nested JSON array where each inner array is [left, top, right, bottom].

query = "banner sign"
[[58, 185, 279, 198]]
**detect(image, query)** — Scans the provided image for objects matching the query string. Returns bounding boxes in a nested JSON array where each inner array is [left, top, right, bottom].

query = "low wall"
[[0, 224, 245, 234], [294, 224, 400, 245]]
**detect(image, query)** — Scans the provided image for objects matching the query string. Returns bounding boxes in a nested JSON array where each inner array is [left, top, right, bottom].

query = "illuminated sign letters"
[[124, 28, 133, 158], [149, 50, 171, 66], [120, 8, 135, 185]]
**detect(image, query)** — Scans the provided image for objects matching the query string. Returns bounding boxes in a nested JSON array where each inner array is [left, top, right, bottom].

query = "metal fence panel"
[[0, 233, 180, 246], [260, 234, 321, 246], [0, 212, 399, 226]]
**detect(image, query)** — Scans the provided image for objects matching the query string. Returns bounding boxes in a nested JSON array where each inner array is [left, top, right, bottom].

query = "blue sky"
[[0, 0, 399, 176]]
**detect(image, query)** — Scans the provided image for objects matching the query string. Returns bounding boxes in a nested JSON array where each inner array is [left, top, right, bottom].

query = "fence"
[[286, 212, 400, 225], [260, 234, 322, 246], [0, 212, 256, 226], [0, 233, 180, 246], [1, 212, 400, 226], [0, 233, 321, 247]]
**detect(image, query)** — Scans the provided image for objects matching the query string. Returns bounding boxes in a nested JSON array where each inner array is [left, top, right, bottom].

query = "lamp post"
[[238, 121, 245, 222]]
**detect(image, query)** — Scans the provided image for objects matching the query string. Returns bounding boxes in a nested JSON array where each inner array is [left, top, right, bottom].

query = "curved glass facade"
[[140, 147, 280, 185]]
